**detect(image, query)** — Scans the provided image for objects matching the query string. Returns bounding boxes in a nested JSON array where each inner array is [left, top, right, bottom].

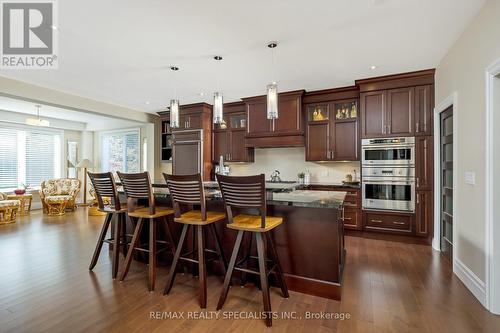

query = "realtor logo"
[[1, 0, 58, 69]]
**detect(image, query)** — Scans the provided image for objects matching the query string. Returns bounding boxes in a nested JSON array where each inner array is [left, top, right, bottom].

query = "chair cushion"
[[227, 214, 283, 232], [45, 195, 73, 203], [42, 179, 80, 196], [174, 210, 226, 225], [0, 200, 20, 207]]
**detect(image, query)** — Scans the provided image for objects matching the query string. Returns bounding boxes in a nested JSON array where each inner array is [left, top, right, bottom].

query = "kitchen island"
[[125, 182, 347, 300]]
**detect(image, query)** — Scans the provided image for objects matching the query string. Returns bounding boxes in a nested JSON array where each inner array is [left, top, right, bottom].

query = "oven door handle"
[[362, 179, 414, 185], [361, 145, 414, 150]]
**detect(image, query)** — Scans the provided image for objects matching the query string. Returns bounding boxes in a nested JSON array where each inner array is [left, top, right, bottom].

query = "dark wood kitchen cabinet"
[[414, 85, 434, 136], [357, 69, 435, 139], [243, 90, 305, 147], [415, 190, 433, 237], [360, 87, 414, 138], [304, 184, 362, 230], [304, 86, 360, 162], [212, 102, 254, 163], [386, 87, 414, 136], [360, 90, 386, 138], [416, 136, 433, 191], [363, 210, 414, 234], [157, 103, 213, 180]]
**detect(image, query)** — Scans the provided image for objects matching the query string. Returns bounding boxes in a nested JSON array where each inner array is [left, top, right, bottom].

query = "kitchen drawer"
[[364, 211, 413, 233], [343, 208, 361, 230], [334, 188, 360, 208]]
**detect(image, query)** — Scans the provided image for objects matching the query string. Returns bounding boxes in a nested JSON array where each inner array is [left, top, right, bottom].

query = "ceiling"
[[0, 96, 142, 131], [0, 0, 485, 114]]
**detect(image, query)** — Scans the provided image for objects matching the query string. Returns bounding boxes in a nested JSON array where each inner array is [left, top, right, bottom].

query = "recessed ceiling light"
[[145, 101, 150, 105], [198, 92, 205, 96], [370, 65, 378, 70], [51, 25, 59, 31]]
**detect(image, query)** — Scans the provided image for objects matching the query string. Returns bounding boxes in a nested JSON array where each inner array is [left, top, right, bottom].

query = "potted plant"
[[14, 183, 26, 195], [297, 172, 305, 185]]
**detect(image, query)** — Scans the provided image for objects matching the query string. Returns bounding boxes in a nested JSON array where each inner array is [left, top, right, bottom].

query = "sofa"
[[0, 192, 20, 224], [40, 179, 81, 215]]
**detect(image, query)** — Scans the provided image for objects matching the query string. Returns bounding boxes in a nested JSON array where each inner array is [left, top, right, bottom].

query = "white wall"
[[435, 0, 500, 282], [229, 147, 360, 183]]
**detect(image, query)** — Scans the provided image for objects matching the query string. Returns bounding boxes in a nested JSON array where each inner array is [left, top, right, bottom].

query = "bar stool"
[[162, 173, 227, 308], [87, 172, 128, 279], [216, 174, 289, 327], [117, 171, 176, 292]]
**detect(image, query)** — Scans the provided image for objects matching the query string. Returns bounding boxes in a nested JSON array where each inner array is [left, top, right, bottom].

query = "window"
[[101, 129, 140, 173], [0, 125, 62, 189]]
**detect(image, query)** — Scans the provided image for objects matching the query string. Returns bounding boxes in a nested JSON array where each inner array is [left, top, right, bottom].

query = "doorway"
[[486, 62, 500, 314], [440, 107, 453, 261]]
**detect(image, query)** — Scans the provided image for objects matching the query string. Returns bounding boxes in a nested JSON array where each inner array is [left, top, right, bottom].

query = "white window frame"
[[99, 127, 141, 173], [0, 122, 64, 191]]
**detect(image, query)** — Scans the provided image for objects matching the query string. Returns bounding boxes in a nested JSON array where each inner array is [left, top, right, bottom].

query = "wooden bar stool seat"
[[228, 214, 283, 232], [174, 210, 226, 225], [88, 172, 129, 279], [216, 174, 289, 327], [117, 171, 176, 292], [127, 206, 175, 219], [162, 173, 228, 309]]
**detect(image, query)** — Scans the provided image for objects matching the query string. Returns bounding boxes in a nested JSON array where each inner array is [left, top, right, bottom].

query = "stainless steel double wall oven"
[[362, 137, 415, 212]]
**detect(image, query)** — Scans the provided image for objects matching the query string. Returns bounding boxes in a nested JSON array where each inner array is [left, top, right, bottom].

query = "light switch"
[[465, 171, 476, 185]]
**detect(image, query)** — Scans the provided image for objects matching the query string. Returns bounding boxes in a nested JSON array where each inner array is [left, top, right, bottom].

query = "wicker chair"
[[40, 179, 81, 215], [0, 193, 20, 224]]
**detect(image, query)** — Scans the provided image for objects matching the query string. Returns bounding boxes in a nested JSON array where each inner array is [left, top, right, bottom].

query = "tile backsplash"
[[228, 147, 360, 183]]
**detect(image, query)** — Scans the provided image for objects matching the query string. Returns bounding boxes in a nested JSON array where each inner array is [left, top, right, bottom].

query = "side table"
[[7, 194, 32, 216]]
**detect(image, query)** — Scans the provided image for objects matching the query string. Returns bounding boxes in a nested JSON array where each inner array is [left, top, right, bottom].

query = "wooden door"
[[440, 106, 453, 261], [273, 95, 302, 135], [247, 100, 272, 136], [360, 91, 386, 138], [212, 131, 228, 162], [416, 190, 432, 237], [386, 87, 414, 136], [229, 129, 248, 162], [415, 85, 433, 136], [176, 115, 188, 130], [186, 114, 202, 129], [416, 136, 433, 190], [332, 121, 358, 160], [306, 122, 329, 161]]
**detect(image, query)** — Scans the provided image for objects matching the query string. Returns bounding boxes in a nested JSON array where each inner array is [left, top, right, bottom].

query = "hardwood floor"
[[0, 209, 499, 332]]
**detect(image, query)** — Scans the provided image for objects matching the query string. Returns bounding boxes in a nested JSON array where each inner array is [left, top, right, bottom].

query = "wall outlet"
[[465, 171, 476, 185]]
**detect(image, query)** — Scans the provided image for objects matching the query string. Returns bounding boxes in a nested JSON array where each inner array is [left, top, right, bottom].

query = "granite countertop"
[[267, 190, 346, 209], [153, 185, 346, 209]]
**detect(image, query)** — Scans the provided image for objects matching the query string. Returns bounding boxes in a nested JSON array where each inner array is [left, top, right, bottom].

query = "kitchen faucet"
[[270, 170, 282, 183]]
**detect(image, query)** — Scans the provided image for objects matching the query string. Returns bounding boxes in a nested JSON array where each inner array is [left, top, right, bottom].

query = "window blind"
[[101, 129, 140, 173], [0, 125, 62, 189], [26, 130, 60, 187], [0, 128, 19, 188]]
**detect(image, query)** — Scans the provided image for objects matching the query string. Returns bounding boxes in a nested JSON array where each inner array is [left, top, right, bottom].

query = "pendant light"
[[169, 66, 180, 128], [26, 104, 50, 127], [213, 56, 224, 124], [266, 42, 278, 119]]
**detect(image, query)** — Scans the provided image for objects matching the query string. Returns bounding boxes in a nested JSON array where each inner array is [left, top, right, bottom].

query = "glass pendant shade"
[[170, 99, 180, 128], [213, 92, 223, 124], [266, 82, 278, 119], [25, 117, 50, 127]]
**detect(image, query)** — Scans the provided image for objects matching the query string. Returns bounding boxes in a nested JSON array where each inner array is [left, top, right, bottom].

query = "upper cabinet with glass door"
[[307, 104, 329, 122], [334, 101, 357, 121]]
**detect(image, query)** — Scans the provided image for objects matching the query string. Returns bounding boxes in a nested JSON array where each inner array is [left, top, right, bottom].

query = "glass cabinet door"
[[334, 101, 357, 120], [307, 104, 329, 122], [229, 113, 247, 129]]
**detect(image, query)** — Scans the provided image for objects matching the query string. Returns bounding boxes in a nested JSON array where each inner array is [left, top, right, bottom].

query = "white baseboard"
[[454, 258, 486, 307]]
